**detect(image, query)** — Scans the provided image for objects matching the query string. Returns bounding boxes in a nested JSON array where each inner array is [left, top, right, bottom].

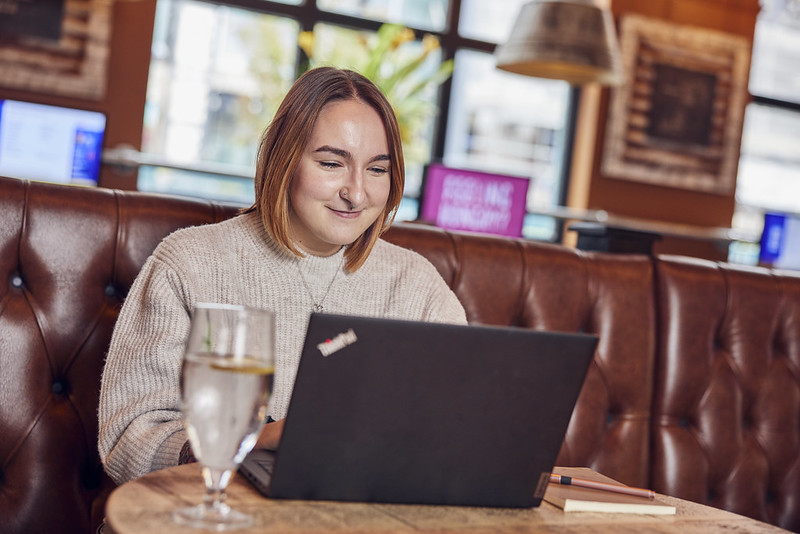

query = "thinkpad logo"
[[317, 328, 357, 357]]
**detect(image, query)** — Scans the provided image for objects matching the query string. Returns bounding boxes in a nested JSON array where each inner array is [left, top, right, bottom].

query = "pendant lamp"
[[495, 0, 624, 85]]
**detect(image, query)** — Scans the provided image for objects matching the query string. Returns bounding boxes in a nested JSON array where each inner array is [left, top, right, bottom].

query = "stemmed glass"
[[173, 303, 275, 530]]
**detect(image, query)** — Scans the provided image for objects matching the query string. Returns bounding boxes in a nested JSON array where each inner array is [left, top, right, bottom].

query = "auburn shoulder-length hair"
[[244, 67, 405, 272]]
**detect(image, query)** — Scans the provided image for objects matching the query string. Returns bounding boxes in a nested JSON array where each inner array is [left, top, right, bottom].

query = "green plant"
[[298, 23, 454, 166]]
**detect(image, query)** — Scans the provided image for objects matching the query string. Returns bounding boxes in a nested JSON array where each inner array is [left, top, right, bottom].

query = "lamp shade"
[[495, 0, 623, 85]]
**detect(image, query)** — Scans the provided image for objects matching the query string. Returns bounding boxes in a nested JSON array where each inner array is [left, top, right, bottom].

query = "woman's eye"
[[369, 167, 389, 175], [319, 161, 341, 169]]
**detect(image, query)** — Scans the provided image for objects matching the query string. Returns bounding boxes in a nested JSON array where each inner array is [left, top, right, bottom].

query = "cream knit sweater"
[[98, 212, 466, 484]]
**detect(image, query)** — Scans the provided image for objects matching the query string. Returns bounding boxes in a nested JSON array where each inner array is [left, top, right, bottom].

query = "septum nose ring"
[[341, 189, 354, 210]]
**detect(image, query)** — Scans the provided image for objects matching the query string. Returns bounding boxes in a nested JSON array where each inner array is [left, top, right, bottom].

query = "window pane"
[[749, 0, 800, 104], [140, 0, 299, 203], [731, 0, 800, 265], [736, 104, 800, 213], [458, 0, 527, 43], [306, 23, 446, 199], [317, 0, 449, 32], [731, 104, 800, 264], [444, 49, 571, 240]]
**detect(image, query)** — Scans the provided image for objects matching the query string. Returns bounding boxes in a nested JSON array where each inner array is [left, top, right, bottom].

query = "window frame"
[[140, 0, 579, 242], [729, 1, 800, 263]]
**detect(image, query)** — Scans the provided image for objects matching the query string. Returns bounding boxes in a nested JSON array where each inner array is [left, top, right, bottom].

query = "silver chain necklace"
[[295, 253, 345, 313]]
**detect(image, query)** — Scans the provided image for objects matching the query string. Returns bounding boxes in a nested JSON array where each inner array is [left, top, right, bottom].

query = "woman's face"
[[288, 99, 392, 256]]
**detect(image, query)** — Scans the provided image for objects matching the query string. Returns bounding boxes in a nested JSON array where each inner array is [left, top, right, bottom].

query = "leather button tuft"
[[11, 274, 23, 288], [104, 284, 117, 297], [81, 466, 102, 490], [52, 380, 67, 395]]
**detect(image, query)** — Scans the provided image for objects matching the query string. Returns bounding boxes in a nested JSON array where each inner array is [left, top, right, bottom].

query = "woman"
[[98, 67, 467, 485]]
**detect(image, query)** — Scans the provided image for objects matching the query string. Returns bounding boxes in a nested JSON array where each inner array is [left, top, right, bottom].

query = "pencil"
[[549, 473, 656, 500]]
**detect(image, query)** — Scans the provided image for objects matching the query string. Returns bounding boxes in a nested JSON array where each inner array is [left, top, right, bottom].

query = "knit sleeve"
[[374, 240, 468, 326], [97, 251, 192, 484], [419, 267, 468, 326]]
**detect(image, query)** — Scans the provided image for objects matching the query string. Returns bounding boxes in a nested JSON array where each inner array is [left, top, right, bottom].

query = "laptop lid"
[[240, 313, 597, 508]]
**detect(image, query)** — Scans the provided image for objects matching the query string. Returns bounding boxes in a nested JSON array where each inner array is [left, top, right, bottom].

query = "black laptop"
[[239, 313, 597, 508]]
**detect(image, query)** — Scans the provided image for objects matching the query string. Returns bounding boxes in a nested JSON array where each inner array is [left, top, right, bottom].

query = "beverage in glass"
[[172, 303, 275, 530]]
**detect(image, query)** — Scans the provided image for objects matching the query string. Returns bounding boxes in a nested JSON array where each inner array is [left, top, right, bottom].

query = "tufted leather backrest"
[[652, 255, 800, 532], [386, 227, 656, 488], [0, 176, 655, 533], [0, 178, 240, 533]]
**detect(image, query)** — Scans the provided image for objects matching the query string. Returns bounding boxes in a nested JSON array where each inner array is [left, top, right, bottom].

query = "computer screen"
[[0, 99, 106, 186], [759, 212, 800, 270], [420, 163, 530, 238]]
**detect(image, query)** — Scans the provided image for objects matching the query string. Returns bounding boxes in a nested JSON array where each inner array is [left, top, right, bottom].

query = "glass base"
[[172, 503, 253, 531]]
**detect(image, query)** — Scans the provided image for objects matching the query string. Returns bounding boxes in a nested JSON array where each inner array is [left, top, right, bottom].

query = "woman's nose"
[[343, 172, 366, 207]]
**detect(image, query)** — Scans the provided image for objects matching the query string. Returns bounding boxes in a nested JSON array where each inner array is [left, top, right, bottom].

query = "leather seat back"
[[1, 177, 655, 532], [651, 255, 800, 531]]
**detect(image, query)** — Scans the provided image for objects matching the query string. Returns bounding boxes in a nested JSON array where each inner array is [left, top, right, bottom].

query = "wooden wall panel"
[[566, 0, 760, 260]]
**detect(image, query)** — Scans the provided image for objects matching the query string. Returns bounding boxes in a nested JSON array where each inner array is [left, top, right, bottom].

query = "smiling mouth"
[[330, 207, 361, 218]]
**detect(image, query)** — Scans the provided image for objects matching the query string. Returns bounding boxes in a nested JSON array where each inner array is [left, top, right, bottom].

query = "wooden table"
[[106, 463, 789, 533]]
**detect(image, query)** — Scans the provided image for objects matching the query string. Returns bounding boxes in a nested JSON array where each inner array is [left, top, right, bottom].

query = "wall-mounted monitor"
[[759, 212, 800, 270], [0, 99, 106, 186], [420, 163, 530, 238]]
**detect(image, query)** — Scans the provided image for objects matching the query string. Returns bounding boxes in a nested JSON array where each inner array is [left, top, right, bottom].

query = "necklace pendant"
[[312, 303, 324, 313]]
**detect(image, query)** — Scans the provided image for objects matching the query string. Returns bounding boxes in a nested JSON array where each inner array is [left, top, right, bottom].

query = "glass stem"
[[201, 466, 234, 515]]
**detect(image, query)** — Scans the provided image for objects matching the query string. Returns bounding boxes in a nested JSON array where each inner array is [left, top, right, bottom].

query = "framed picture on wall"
[[0, 0, 111, 100], [601, 14, 751, 195]]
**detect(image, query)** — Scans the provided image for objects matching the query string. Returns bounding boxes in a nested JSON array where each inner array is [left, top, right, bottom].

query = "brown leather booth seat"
[[0, 177, 654, 533], [386, 227, 655, 489], [1, 175, 797, 533], [0, 177, 239, 533], [652, 256, 800, 531]]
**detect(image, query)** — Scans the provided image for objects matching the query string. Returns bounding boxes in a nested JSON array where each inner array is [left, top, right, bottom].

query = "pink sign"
[[420, 163, 530, 237]]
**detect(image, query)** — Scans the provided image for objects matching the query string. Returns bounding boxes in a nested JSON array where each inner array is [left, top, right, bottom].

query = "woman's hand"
[[255, 418, 285, 450]]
